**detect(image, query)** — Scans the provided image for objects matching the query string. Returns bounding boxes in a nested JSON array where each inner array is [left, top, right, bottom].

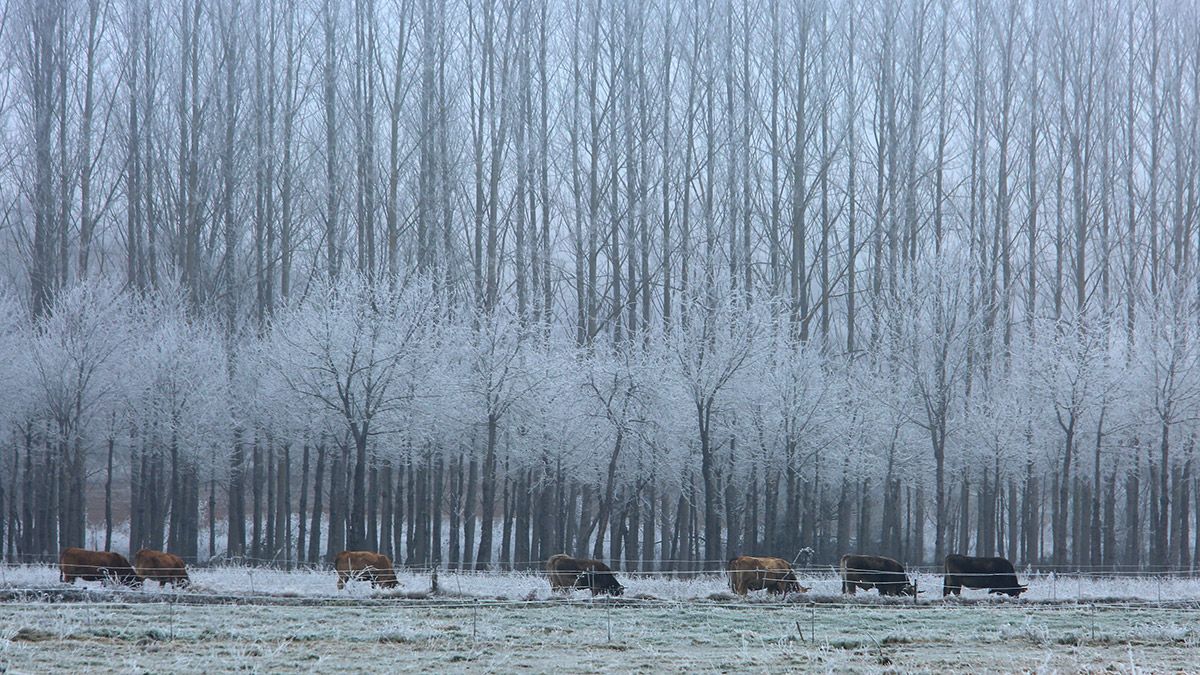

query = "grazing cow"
[[334, 550, 400, 590], [727, 556, 809, 596], [59, 547, 141, 587], [545, 554, 624, 596], [943, 554, 1027, 597], [134, 549, 190, 588], [840, 554, 917, 597]]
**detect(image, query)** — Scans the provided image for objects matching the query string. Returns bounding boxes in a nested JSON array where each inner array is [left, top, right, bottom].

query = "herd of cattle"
[[55, 547, 1028, 599], [544, 552, 1027, 598]]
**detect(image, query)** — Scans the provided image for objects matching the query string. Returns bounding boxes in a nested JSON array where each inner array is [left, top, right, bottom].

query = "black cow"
[[546, 554, 624, 596], [943, 554, 1027, 597], [840, 554, 917, 596]]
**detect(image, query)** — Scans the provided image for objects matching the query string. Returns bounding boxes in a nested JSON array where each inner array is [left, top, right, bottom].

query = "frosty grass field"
[[1, 566, 1199, 672]]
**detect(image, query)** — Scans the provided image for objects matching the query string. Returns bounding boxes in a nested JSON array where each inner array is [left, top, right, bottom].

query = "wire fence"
[[4, 561, 1200, 611], [3, 565, 1200, 670], [14, 552, 1200, 574], [20, 561, 1200, 579], [5, 552, 1200, 673]]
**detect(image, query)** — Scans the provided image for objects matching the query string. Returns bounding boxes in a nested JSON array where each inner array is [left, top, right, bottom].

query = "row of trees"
[[1, 0, 1199, 570], [2, 270, 1199, 571]]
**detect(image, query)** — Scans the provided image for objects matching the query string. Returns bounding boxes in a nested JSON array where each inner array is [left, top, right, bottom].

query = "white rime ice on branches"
[[1, 0, 1200, 572]]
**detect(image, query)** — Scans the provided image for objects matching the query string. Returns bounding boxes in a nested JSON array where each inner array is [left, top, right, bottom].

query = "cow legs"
[[337, 573, 346, 591], [943, 576, 961, 597]]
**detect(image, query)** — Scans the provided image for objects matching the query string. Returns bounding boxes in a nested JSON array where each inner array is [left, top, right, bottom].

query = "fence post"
[[606, 597, 612, 643], [431, 567, 439, 595]]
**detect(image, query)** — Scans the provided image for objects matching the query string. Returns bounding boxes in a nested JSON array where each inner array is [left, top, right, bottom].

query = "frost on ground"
[[1, 600, 1198, 672], [3, 564, 1200, 603], [1, 566, 1199, 671]]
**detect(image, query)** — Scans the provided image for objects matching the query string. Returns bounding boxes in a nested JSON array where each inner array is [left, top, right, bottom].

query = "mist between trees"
[[0, 0, 1198, 573]]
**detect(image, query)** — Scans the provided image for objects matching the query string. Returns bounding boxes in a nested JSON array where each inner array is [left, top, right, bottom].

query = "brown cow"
[[727, 555, 810, 596], [334, 550, 400, 590], [546, 554, 624, 596], [134, 549, 190, 588], [59, 547, 141, 587]]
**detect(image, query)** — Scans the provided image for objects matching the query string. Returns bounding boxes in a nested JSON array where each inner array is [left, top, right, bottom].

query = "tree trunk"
[[699, 404, 722, 570], [298, 445, 310, 564], [277, 445, 291, 567], [228, 428, 245, 558], [327, 446, 344, 562], [463, 453, 477, 568], [308, 444, 325, 564], [432, 454, 444, 566], [1125, 453, 1140, 568], [380, 459, 393, 563], [104, 436, 114, 551], [449, 455, 461, 569], [475, 414, 499, 570], [252, 440, 263, 561], [348, 425, 369, 552]]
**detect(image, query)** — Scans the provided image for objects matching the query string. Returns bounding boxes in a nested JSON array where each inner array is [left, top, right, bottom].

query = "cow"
[[59, 547, 141, 587], [134, 549, 190, 588], [545, 554, 624, 596], [943, 554, 1027, 597], [839, 554, 917, 597], [334, 550, 400, 590], [727, 555, 810, 596]]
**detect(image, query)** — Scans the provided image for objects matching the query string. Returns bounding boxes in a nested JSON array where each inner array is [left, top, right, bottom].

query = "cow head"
[[106, 568, 142, 588], [599, 575, 625, 596], [597, 575, 624, 596], [779, 572, 803, 595], [1004, 585, 1029, 597], [585, 569, 624, 596], [898, 580, 918, 597]]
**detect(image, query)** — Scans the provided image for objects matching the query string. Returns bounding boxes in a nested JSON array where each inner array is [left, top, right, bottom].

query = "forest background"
[[0, 0, 1198, 574]]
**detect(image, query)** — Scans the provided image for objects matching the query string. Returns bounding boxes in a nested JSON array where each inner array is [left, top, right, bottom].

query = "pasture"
[[1, 566, 1198, 672]]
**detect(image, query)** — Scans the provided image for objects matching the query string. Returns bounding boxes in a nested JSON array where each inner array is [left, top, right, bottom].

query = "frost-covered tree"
[[270, 275, 432, 555]]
